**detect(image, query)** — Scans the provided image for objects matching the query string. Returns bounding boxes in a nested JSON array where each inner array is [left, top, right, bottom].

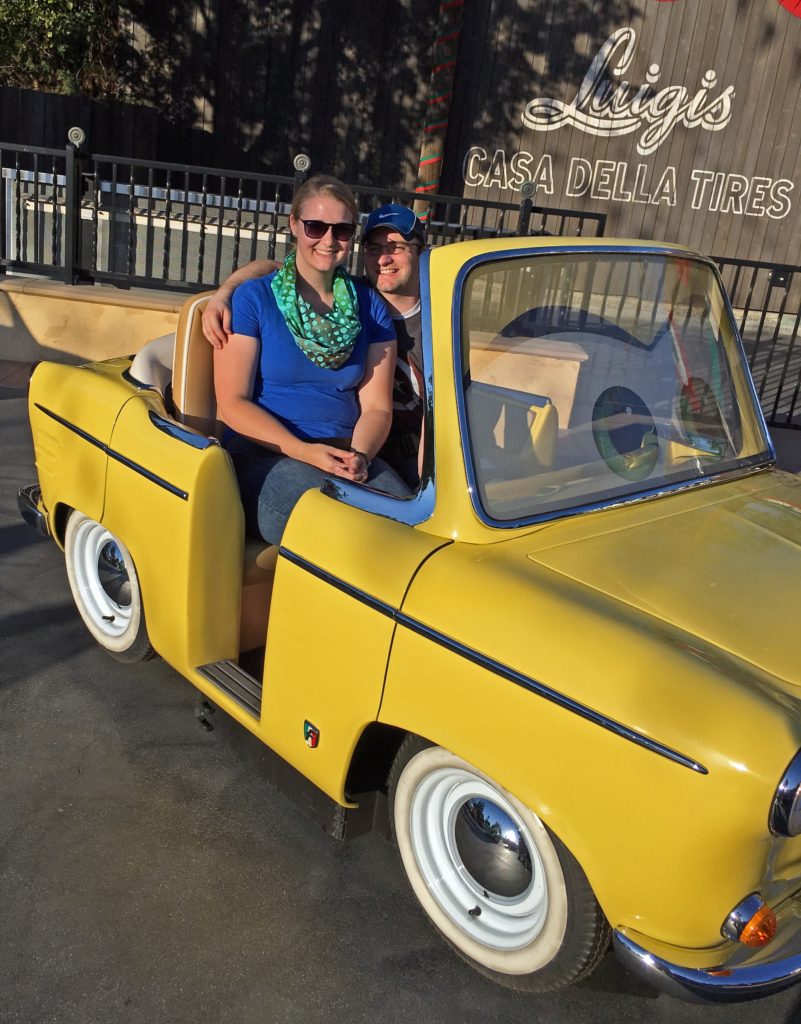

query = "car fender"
[[379, 537, 801, 950], [101, 390, 244, 673], [27, 360, 136, 537]]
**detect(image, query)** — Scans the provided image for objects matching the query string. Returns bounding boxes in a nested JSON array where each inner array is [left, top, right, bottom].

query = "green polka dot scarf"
[[271, 250, 361, 369]]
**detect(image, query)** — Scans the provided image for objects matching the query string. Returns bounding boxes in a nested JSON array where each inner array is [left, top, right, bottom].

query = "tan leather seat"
[[171, 292, 222, 437], [167, 291, 277, 651]]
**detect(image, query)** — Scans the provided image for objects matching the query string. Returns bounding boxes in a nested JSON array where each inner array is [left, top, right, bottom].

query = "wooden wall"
[[2, 0, 801, 264], [443, 0, 801, 265], [0, 0, 437, 185]]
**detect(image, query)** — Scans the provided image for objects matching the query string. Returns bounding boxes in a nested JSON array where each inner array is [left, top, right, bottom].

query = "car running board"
[[197, 659, 262, 718]]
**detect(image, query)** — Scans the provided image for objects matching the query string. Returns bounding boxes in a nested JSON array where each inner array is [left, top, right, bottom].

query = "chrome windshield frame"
[[451, 244, 776, 531]]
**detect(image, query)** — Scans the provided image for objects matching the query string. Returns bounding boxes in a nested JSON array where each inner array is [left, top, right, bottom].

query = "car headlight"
[[770, 748, 801, 837]]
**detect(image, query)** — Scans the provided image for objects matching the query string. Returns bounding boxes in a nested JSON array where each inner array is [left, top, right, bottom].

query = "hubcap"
[[409, 767, 549, 951], [97, 541, 132, 606], [72, 519, 135, 639], [454, 797, 533, 898]]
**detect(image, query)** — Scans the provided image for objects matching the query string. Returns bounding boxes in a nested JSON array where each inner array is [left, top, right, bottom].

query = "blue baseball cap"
[[363, 204, 425, 244]]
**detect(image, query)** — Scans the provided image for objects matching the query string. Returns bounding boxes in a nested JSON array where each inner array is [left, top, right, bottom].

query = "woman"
[[214, 175, 410, 545]]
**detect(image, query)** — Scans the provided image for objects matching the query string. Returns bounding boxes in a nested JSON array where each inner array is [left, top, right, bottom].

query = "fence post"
[[518, 180, 535, 236], [64, 127, 87, 285], [292, 153, 311, 197]]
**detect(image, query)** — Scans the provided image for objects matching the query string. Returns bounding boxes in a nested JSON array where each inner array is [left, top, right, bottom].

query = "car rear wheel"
[[64, 511, 154, 663], [388, 736, 609, 992]]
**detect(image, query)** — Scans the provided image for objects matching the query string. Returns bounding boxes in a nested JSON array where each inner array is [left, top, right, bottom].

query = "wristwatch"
[[350, 447, 372, 469]]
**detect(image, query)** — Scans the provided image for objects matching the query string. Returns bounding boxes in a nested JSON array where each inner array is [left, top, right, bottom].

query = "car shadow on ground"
[[578, 951, 658, 1000], [0, 601, 93, 686], [0, 520, 48, 556]]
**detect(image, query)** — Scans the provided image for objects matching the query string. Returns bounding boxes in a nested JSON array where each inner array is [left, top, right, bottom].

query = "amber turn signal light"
[[722, 893, 778, 948], [739, 904, 777, 948]]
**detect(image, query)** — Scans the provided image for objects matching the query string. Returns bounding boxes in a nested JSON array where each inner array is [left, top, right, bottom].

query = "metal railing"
[[715, 257, 801, 429], [0, 143, 72, 277], [2, 136, 800, 428], [0, 143, 302, 291], [343, 180, 606, 277], [1, 138, 606, 293]]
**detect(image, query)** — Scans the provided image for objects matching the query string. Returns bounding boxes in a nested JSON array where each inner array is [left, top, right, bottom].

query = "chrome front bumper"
[[613, 924, 801, 1003], [17, 484, 50, 538]]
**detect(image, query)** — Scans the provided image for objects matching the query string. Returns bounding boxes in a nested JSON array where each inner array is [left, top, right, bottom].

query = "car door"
[[257, 485, 449, 804]]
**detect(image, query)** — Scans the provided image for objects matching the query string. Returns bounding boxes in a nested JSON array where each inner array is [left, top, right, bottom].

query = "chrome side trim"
[[278, 547, 396, 618], [770, 748, 801, 836], [394, 612, 707, 774], [35, 403, 189, 500], [278, 547, 707, 775], [148, 411, 218, 450], [613, 930, 801, 1004]]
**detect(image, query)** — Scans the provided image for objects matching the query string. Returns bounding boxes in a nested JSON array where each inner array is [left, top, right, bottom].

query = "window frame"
[[452, 245, 775, 530]]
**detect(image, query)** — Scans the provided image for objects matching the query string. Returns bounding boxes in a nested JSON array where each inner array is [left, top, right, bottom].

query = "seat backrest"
[[171, 292, 220, 437], [128, 333, 175, 394]]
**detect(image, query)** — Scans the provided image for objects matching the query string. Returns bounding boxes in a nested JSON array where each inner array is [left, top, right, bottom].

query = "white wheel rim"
[[409, 767, 549, 952], [70, 519, 135, 640]]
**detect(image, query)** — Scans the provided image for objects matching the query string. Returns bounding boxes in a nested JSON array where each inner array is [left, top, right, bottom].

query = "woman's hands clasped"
[[303, 444, 369, 483]]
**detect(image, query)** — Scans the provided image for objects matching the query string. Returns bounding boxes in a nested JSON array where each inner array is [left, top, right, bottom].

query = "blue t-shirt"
[[230, 273, 396, 440]]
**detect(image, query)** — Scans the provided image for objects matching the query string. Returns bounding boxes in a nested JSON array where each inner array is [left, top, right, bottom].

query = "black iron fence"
[[715, 257, 801, 429], [2, 138, 800, 429], [0, 140, 606, 293], [0, 142, 302, 290]]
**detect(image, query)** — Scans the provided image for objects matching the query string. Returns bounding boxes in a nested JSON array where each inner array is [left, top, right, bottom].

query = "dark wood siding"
[[445, 0, 801, 264], [1, 0, 437, 186], [3, 0, 801, 264]]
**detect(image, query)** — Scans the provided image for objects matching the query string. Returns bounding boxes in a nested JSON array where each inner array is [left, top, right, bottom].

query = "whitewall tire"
[[64, 511, 154, 663], [388, 737, 609, 992]]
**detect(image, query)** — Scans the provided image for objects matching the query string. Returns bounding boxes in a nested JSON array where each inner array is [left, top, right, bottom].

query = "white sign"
[[462, 23, 795, 221], [462, 147, 794, 219], [521, 27, 735, 156]]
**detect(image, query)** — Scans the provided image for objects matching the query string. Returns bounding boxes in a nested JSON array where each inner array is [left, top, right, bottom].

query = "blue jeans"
[[227, 437, 412, 545]]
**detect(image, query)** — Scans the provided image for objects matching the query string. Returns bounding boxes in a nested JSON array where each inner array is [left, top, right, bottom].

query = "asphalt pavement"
[[2, 378, 801, 1024]]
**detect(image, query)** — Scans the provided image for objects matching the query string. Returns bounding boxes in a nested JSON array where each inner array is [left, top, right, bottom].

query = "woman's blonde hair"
[[291, 174, 358, 222]]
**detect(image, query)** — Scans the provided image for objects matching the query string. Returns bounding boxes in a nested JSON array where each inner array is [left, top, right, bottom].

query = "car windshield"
[[460, 251, 772, 523]]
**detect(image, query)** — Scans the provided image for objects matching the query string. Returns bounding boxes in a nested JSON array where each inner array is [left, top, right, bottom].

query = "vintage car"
[[17, 237, 801, 1003]]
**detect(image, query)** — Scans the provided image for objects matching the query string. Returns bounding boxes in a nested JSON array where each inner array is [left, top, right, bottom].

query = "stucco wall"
[[0, 278, 184, 364]]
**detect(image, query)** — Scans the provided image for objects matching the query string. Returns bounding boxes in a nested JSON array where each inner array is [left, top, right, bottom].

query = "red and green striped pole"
[[414, 0, 465, 223]]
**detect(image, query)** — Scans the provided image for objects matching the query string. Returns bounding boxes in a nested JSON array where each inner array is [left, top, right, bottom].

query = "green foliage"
[[0, 0, 127, 97]]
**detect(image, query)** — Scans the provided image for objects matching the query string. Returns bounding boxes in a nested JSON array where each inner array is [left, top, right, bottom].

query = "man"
[[202, 203, 425, 487]]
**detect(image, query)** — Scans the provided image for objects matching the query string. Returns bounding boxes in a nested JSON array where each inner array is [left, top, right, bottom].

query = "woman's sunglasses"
[[298, 218, 356, 242]]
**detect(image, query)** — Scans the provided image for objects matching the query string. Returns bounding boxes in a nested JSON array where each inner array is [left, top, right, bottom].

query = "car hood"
[[527, 471, 801, 686]]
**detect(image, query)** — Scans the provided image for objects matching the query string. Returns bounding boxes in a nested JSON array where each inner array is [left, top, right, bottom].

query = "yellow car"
[[17, 238, 801, 1002]]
